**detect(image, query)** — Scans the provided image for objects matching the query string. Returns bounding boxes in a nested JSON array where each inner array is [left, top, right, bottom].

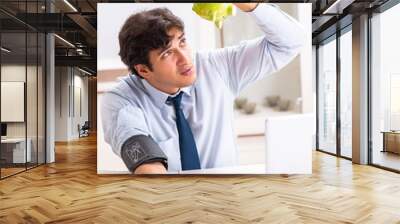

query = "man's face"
[[135, 27, 196, 95]]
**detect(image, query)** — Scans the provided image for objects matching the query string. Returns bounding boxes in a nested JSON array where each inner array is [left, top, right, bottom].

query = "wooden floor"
[[1, 167, 26, 178], [1, 135, 400, 223], [373, 150, 400, 171], [1, 163, 45, 178]]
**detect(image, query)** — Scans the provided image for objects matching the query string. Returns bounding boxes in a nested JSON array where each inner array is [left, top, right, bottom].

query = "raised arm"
[[203, 3, 305, 96]]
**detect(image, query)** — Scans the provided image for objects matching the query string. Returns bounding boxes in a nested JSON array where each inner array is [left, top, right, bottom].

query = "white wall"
[[1, 65, 26, 140], [1, 66, 25, 125], [222, 4, 312, 112], [54, 67, 89, 141], [79, 75, 89, 125], [1, 64, 46, 163], [71, 73, 89, 138], [1, 65, 32, 137], [298, 3, 313, 113], [55, 66, 69, 141]]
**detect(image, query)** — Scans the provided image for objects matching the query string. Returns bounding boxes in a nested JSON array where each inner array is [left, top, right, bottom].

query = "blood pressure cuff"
[[120, 135, 168, 173]]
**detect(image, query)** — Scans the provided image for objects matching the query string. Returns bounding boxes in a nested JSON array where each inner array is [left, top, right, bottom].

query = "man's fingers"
[[232, 3, 259, 12]]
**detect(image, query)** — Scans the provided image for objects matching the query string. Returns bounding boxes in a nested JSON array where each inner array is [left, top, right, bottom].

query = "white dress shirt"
[[101, 3, 305, 171]]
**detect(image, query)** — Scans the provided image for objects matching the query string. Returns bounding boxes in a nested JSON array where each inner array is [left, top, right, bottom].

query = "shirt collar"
[[141, 78, 193, 108]]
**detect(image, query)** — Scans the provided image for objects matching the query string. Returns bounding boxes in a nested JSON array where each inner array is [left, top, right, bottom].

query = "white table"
[[173, 164, 266, 174], [234, 107, 296, 136], [98, 164, 266, 175], [1, 138, 31, 163]]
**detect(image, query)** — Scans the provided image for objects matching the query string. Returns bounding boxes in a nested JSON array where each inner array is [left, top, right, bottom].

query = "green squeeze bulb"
[[192, 3, 236, 29]]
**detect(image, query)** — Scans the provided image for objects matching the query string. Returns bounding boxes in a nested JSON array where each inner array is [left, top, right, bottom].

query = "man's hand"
[[233, 3, 259, 12], [134, 162, 167, 174]]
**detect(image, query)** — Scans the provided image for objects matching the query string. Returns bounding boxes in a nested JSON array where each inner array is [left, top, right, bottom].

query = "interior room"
[[0, 0, 400, 223], [1, 20, 46, 178]]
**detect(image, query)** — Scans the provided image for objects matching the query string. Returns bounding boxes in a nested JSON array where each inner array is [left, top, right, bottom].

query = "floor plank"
[[1, 134, 400, 223]]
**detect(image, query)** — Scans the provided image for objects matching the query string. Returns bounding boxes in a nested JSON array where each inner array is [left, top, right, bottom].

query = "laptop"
[[264, 113, 314, 174], [1, 123, 7, 140], [178, 113, 314, 175]]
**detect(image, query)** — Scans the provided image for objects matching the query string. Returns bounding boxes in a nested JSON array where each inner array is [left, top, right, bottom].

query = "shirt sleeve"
[[206, 3, 305, 96], [101, 91, 150, 157]]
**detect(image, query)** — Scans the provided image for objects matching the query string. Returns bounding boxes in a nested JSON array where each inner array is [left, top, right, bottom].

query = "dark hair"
[[118, 8, 184, 77]]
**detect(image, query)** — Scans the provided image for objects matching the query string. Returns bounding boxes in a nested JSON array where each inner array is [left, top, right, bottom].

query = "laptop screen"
[[1, 123, 7, 137]]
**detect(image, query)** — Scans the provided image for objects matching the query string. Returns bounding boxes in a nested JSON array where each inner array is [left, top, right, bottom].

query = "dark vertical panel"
[[336, 29, 341, 157], [24, 0, 28, 171], [72, 68, 74, 118], [36, 0, 39, 167], [316, 44, 319, 150], [367, 11, 373, 165], [80, 88, 82, 117], [0, 18, 2, 179], [44, 0, 48, 165]]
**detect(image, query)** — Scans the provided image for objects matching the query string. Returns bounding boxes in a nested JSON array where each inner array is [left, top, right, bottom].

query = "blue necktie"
[[167, 92, 201, 170]]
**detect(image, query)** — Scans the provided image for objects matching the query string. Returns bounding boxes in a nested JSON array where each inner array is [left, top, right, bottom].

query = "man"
[[101, 3, 305, 174]]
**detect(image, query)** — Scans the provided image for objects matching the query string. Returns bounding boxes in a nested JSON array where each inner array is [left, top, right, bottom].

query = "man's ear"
[[134, 64, 152, 79]]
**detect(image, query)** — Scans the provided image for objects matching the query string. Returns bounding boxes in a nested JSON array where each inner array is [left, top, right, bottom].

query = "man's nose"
[[176, 49, 190, 65]]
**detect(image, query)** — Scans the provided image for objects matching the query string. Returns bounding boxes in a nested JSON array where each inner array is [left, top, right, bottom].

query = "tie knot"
[[167, 91, 184, 108]]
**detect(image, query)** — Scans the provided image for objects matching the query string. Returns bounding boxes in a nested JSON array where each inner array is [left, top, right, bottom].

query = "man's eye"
[[162, 51, 171, 58], [180, 38, 186, 45]]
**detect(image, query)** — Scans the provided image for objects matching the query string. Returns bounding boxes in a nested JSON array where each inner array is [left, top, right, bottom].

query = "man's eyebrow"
[[178, 32, 185, 40], [158, 32, 185, 55]]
